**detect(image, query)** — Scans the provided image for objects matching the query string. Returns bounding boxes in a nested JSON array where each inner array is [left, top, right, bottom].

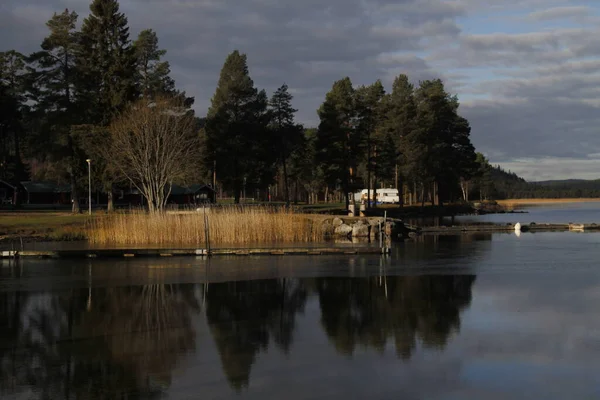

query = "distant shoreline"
[[497, 198, 600, 208]]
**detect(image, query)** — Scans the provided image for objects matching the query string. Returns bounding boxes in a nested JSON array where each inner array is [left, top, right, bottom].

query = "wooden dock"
[[1, 247, 390, 259]]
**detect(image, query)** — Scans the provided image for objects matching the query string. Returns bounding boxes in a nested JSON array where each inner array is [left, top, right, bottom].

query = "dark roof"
[[20, 181, 71, 193], [170, 184, 215, 196]]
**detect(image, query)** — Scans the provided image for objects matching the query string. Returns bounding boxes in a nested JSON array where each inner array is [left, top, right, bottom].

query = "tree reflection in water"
[[0, 279, 200, 399], [206, 272, 475, 391], [315, 275, 476, 359], [1, 256, 477, 396], [205, 278, 307, 390]]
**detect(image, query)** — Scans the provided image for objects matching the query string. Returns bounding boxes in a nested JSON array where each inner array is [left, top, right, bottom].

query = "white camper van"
[[376, 188, 399, 204], [359, 188, 399, 204]]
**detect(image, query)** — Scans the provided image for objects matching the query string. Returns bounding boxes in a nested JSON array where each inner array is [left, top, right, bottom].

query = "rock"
[[332, 217, 344, 227], [352, 223, 370, 237], [334, 224, 353, 236], [367, 217, 384, 226]]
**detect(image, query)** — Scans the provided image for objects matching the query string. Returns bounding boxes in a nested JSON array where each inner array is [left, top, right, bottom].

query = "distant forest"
[[482, 165, 600, 199]]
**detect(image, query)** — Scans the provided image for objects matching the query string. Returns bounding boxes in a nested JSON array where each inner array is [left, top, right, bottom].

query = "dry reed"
[[88, 206, 325, 246]]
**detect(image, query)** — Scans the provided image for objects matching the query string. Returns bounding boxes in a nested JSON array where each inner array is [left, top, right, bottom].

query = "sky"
[[2, 0, 600, 181]]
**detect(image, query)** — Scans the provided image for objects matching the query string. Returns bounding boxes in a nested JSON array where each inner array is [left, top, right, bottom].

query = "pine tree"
[[77, 0, 137, 125], [74, 0, 138, 210], [0, 51, 29, 182], [380, 74, 417, 206], [28, 10, 84, 212], [268, 84, 303, 205], [355, 80, 385, 207], [133, 29, 175, 98], [204, 50, 271, 203], [409, 79, 476, 205], [316, 77, 358, 209]]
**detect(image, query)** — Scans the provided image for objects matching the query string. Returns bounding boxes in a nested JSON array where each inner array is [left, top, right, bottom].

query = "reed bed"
[[88, 206, 326, 246]]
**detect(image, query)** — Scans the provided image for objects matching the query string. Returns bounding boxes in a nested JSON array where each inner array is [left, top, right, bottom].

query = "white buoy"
[[514, 222, 521, 231]]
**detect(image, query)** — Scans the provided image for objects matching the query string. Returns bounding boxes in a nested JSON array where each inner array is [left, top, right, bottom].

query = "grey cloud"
[[464, 96, 600, 162], [500, 158, 600, 180], [527, 5, 591, 20]]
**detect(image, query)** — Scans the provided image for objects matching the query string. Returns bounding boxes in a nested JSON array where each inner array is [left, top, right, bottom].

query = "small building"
[[20, 181, 71, 205], [0, 180, 19, 205], [169, 184, 216, 205]]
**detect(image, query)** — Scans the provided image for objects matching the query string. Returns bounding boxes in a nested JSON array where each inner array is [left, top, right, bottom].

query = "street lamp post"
[[86, 159, 92, 215]]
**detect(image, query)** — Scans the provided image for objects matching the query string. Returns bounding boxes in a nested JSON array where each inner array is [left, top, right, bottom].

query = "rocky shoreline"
[[321, 215, 600, 242]]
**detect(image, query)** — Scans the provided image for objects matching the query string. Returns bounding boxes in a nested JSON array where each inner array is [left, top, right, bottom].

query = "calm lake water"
[[457, 201, 600, 225], [2, 229, 600, 399]]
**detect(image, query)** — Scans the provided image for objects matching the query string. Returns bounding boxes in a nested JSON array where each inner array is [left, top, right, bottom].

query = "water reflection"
[[0, 273, 475, 397], [316, 275, 475, 359], [0, 283, 199, 399], [3, 232, 600, 398], [206, 278, 307, 390]]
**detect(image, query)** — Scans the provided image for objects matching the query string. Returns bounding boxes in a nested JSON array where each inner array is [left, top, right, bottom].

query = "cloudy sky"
[[2, 0, 600, 181]]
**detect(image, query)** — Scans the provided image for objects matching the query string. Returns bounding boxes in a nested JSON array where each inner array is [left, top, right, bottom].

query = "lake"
[[2, 227, 600, 399], [458, 201, 600, 225]]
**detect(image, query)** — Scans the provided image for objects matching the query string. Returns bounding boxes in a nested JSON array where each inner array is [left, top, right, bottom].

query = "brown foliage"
[[107, 96, 201, 212], [88, 206, 325, 246]]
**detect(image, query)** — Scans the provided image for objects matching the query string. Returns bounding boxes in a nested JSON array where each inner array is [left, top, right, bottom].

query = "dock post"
[[203, 206, 212, 257]]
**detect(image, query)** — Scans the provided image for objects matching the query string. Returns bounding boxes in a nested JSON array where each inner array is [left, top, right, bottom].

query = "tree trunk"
[[413, 181, 417, 205], [71, 173, 80, 213], [372, 175, 377, 208], [343, 170, 350, 211], [282, 158, 290, 205], [420, 184, 426, 209], [13, 129, 24, 180], [396, 164, 403, 208], [294, 180, 299, 205], [460, 179, 469, 202], [367, 138, 371, 208], [372, 146, 377, 209], [107, 189, 114, 212]]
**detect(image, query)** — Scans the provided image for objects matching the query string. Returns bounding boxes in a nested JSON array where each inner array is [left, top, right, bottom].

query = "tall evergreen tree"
[[382, 74, 417, 206], [355, 80, 385, 207], [75, 0, 138, 210], [288, 128, 322, 204], [268, 84, 303, 205], [76, 0, 137, 125], [316, 77, 358, 209], [204, 50, 271, 203], [0, 50, 29, 182], [133, 29, 175, 98], [409, 79, 476, 205], [28, 10, 83, 212]]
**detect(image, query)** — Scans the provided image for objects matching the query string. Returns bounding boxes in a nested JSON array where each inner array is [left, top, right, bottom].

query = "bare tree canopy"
[[108, 96, 200, 212]]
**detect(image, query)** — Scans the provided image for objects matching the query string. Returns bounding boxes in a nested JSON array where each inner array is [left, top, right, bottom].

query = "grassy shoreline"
[[0, 212, 90, 242], [498, 198, 600, 208], [3, 198, 598, 244]]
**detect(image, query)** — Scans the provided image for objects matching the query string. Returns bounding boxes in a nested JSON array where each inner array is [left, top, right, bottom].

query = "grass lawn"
[[0, 212, 91, 241]]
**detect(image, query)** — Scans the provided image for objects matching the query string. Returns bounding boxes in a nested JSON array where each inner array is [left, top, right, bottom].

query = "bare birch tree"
[[107, 96, 200, 212]]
